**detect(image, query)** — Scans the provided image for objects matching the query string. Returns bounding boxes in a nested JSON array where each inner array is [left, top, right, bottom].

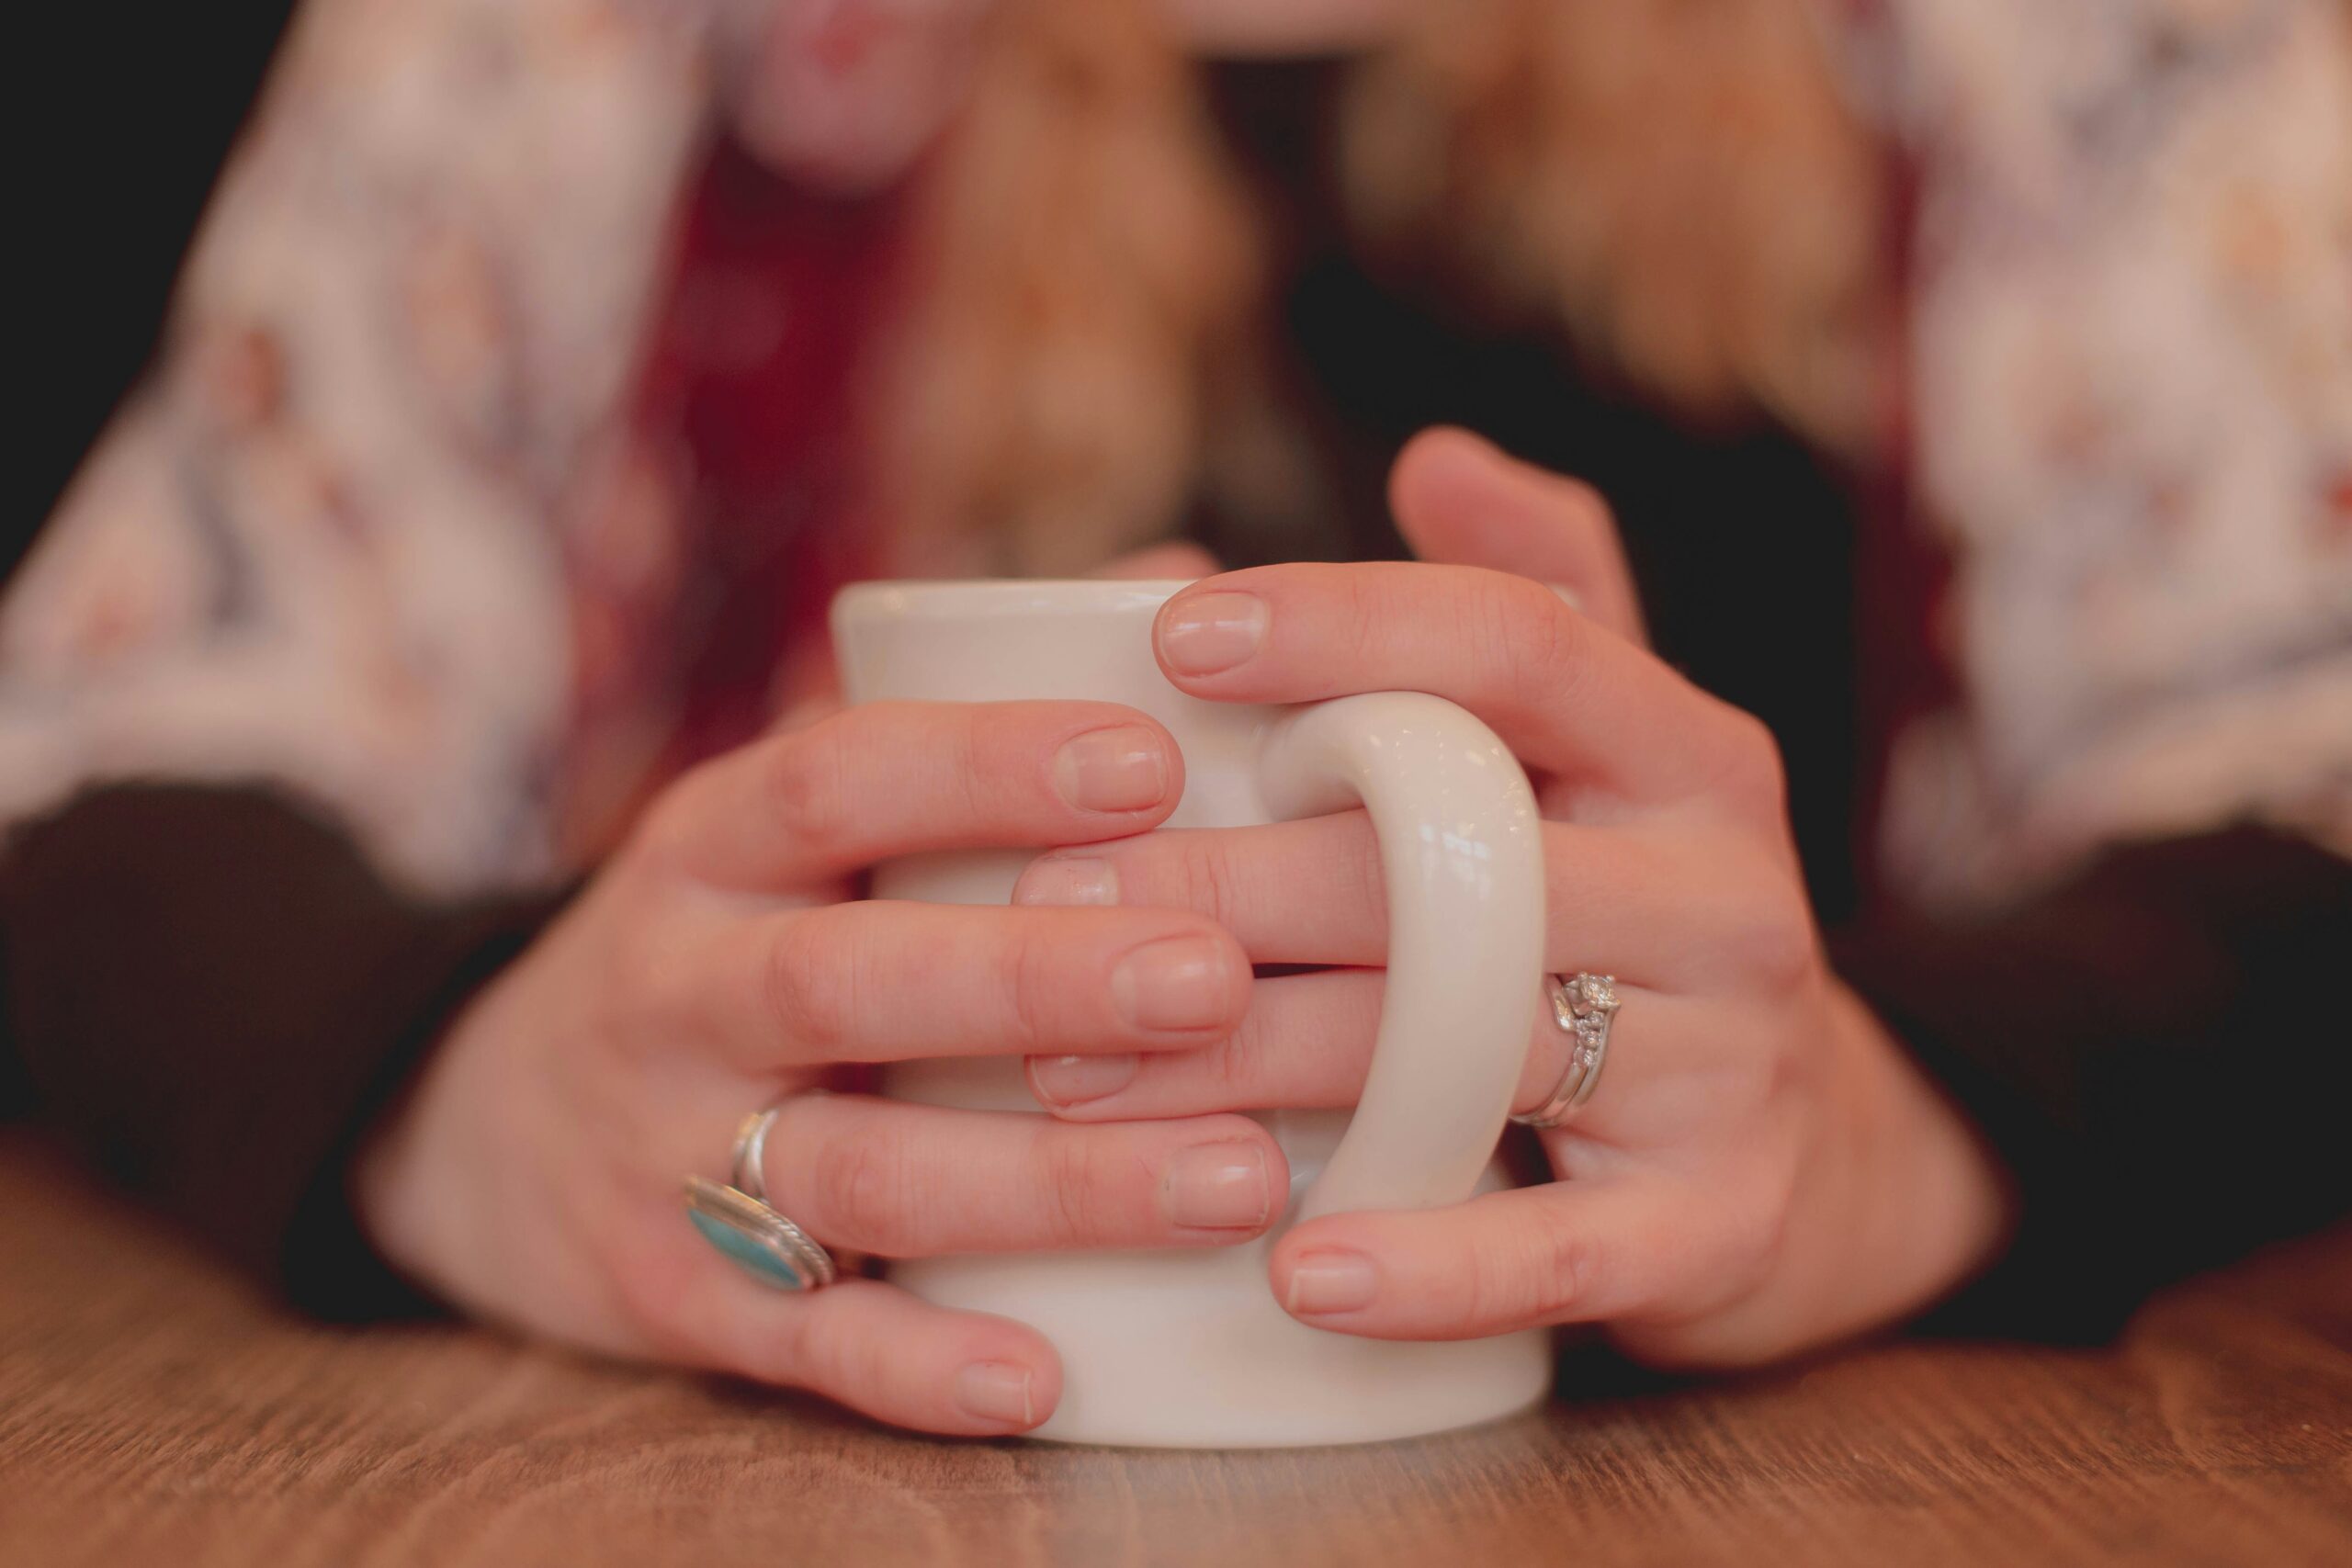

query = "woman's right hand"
[[352, 699, 1276, 1435]]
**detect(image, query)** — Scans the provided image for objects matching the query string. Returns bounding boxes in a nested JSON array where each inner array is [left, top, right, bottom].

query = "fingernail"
[[1053, 726, 1168, 813], [1013, 856, 1118, 907], [1164, 1141, 1271, 1229], [1549, 581, 1586, 613], [1158, 591, 1267, 676], [1283, 1249, 1379, 1314], [1028, 1052, 1139, 1108], [954, 1360, 1036, 1427], [1111, 935, 1231, 1031]]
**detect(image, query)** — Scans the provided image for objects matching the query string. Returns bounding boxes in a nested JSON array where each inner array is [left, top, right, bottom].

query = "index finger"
[[1152, 563, 1758, 806], [647, 700, 1186, 891], [1389, 427, 1648, 647]]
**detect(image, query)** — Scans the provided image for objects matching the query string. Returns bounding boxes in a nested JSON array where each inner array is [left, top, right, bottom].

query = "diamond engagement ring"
[[684, 1099, 838, 1291], [1510, 972, 1621, 1129]]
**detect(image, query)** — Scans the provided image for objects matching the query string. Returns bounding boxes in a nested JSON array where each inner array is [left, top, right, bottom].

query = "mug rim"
[[831, 578, 1196, 625]]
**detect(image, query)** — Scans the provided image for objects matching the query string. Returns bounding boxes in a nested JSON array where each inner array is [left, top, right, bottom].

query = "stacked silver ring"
[[683, 1101, 839, 1291], [1510, 972, 1621, 1129]]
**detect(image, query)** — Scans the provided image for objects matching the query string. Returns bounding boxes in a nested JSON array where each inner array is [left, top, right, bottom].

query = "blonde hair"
[[869, 0, 1884, 572], [870, 0, 1261, 576], [1343, 0, 1887, 451]]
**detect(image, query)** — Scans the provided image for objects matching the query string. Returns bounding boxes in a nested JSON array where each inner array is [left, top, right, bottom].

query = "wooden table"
[[3, 1136, 2346, 1567]]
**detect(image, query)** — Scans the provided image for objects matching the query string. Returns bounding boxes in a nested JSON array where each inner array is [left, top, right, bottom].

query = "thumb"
[[1388, 427, 1647, 646]]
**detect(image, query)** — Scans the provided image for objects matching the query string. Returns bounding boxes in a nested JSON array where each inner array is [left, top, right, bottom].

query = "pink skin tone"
[[357, 430, 2007, 1436], [356, 658, 1280, 1438], [1024, 430, 2010, 1364]]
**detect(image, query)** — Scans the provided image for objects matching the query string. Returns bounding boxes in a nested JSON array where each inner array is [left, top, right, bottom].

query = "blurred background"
[[6, 0, 2346, 914], [14, 5, 302, 575], [4, 0, 2346, 1428]]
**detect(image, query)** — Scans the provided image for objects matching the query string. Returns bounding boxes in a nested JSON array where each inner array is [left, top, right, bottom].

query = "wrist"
[[346, 958, 528, 1302]]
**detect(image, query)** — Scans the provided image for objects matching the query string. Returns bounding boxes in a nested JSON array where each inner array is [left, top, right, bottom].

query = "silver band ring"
[[1510, 973, 1620, 1130], [684, 1095, 838, 1291], [731, 1104, 780, 1202]]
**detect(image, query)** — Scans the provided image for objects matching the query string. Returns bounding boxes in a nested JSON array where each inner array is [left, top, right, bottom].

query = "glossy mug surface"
[[831, 580, 1553, 1448]]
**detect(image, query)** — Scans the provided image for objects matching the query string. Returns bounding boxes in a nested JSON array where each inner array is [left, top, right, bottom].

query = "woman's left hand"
[[1015, 428, 2010, 1367]]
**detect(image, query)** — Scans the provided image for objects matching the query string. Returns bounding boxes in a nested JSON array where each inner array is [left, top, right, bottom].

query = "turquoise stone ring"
[[684, 1176, 838, 1292]]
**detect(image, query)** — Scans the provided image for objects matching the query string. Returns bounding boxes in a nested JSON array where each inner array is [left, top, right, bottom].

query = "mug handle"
[[1253, 693, 1545, 1223]]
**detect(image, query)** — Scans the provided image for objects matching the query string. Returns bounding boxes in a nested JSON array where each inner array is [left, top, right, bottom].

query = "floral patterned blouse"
[[3, 0, 2346, 911]]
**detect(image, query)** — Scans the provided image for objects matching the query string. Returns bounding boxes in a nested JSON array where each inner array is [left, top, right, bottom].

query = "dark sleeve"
[[0, 783, 571, 1318], [1832, 825, 2352, 1339]]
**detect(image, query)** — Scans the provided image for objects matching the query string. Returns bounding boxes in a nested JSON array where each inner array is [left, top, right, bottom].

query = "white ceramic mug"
[[831, 579, 1553, 1448]]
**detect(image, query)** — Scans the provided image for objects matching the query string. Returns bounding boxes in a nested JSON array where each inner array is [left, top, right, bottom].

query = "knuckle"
[[837, 1328, 899, 1405], [763, 721, 854, 848], [944, 705, 1003, 821], [1335, 573, 1393, 671], [983, 703, 1097, 808], [628, 773, 725, 881], [804, 1311, 896, 1401], [613, 1247, 703, 1351], [1723, 1166, 1797, 1296], [1001, 923, 1071, 1046], [613, 927, 691, 1035], [1462, 1215, 1584, 1328], [1710, 708, 1790, 818], [1725, 1032, 1797, 1116], [1031, 1129, 1114, 1247], [1529, 1221, 1600, 1321], [808, 1122, 907, 1248], [760, 1305, 826, 1389], [1329, 817, 1389, 926], [763, 911, 854, 1055], [1554, 474, 1616, 537], [1456, 1245, 1522, 1329], [1204, 1025, 1261, 1100], [1722, 875, 1818, 992], [756, 1295, 868, 1395], [1498, 576, 1582, 710], [1771, 1014, 1832, 1100], [1283, 979, 1374, 1099], [628, 790, 697, 873], [1714, 1012, 1819, 1120], [1174, 839, 1250, 930]]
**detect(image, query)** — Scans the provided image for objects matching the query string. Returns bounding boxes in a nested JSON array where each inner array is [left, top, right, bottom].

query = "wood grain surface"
[[2, 1134, 2346, 1568]]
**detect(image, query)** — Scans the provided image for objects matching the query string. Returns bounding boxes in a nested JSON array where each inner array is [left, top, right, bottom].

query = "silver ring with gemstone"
[[1510, 973, 1620, 1129], [684, 1097, 838, 1291]]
